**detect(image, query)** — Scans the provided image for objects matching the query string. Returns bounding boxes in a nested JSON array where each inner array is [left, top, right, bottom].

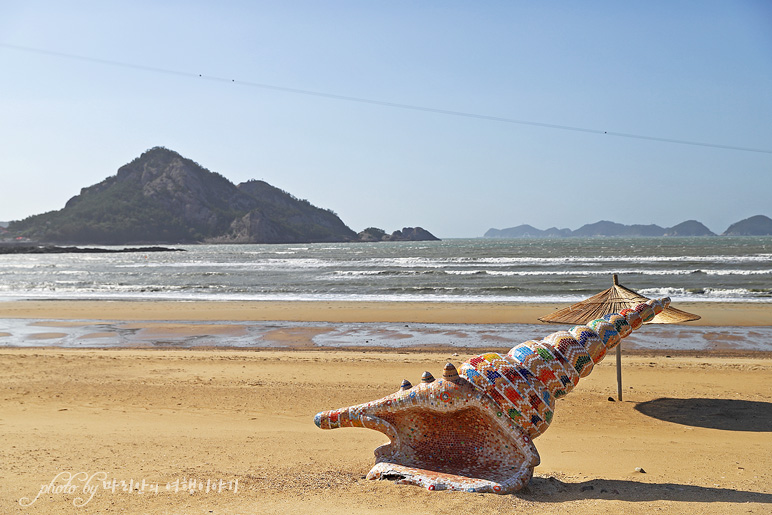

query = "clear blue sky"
[[2, 1, 771, 237]]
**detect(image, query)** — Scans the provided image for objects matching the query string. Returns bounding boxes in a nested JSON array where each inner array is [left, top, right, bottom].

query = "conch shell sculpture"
[[314, 298, 670, 494]]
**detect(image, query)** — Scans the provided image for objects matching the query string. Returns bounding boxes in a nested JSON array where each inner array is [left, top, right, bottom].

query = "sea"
[[2, 237, 771, 351], [1, 237, 770, 303]]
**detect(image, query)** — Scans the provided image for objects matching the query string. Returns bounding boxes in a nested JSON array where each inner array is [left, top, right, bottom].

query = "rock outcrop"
[[357, 227, 440, 242], [388, 227, 440, 241]]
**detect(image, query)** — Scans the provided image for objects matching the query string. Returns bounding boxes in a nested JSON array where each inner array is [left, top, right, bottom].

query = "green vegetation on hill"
[[12, 177, 189, 243], [722, 215, 772, 236], [231, 180, 356, 243], [9, 147, 358, 244]]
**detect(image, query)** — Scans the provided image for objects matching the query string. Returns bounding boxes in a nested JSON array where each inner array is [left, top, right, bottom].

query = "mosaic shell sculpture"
[[315, 297, 670, 494]]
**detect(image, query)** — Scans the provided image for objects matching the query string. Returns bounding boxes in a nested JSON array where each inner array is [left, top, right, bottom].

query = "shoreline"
[[1, 299, 770, 326]]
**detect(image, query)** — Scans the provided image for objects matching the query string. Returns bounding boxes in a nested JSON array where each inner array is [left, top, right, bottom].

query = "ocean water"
[[0, 237, 770, 303]]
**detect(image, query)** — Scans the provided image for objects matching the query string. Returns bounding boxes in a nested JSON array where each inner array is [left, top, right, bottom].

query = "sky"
[[1, 1, 771, 238]]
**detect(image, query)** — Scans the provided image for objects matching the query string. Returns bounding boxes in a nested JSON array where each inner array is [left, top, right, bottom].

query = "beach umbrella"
[[538, 274, 700, 400]]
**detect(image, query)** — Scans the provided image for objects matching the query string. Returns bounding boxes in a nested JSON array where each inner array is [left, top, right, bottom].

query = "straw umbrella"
[[538, 274, 700, 400]]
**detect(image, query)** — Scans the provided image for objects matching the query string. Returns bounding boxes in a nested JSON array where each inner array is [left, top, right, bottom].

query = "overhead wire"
[[2, 43, 771, 155]]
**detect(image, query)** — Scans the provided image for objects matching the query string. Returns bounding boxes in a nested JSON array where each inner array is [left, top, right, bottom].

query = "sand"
[[1, 300, 771, 514], [1, 299, 770, 326]]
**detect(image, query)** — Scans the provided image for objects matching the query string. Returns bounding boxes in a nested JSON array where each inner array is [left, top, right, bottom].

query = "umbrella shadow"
[[634, 397, 772, 432], [522, 476, 772, 504]]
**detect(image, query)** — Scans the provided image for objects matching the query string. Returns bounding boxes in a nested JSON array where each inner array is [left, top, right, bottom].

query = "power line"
[[2, 43, 771, 155]]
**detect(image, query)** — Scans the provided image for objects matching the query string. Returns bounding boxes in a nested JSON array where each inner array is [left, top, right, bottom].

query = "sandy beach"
[[1, 300, 771, 513], [1, 299, 771, 326]]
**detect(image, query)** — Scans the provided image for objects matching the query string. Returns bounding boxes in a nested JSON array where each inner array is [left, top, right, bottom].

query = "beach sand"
[[1, 299, 771, 326], [1, 301, 771, 513]]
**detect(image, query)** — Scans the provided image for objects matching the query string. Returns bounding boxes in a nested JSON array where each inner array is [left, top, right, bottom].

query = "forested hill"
[[9, 147, 359, 244]]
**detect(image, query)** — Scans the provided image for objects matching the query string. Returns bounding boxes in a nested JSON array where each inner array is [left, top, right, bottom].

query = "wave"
[[2, 240, 770, 305], [2, 288, 769, 304], [334, 270, 447, 277], [638, 287, 772, 300], [112, 253, 772, 272], [363, 254, 772, 267], [332, 268, 769, 278], [117, 258, 330, 269]]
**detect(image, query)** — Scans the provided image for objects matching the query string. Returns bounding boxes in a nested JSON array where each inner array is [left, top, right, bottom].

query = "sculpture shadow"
[[634, 397, 772, 432], [522, 476, 772, 504]]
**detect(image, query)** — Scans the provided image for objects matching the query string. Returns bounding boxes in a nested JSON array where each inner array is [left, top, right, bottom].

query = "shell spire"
[[459, 297, 669, 438], [442, 362, 459, 380]]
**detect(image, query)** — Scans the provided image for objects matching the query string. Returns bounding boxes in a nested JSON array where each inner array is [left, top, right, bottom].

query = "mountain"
[[483, 225, 572, 238], [485, 220, 670, 238], [722, 215, 772, 236], [484, 217, 768, 238], [542, 227, 573, 237], [665, 220, 715, 237], [9, 147, 358, 244], [571, 221, 666, 237], [217, 180, 357, 243]]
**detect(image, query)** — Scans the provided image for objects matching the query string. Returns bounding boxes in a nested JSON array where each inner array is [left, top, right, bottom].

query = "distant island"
[[357, 227, 440, 242], [484, 215, 772, 238], [5, 147, 439, 245]]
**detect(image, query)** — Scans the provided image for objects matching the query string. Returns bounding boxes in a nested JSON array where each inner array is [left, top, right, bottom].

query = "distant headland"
[[0, 245, 184, 255], [3, 147, 439, 245], [484, 215, 772, 238]]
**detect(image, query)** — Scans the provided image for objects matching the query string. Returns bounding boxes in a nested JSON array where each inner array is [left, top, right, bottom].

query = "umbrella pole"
[[612, 274, 623, 401], [616, 344, 623, 401]]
